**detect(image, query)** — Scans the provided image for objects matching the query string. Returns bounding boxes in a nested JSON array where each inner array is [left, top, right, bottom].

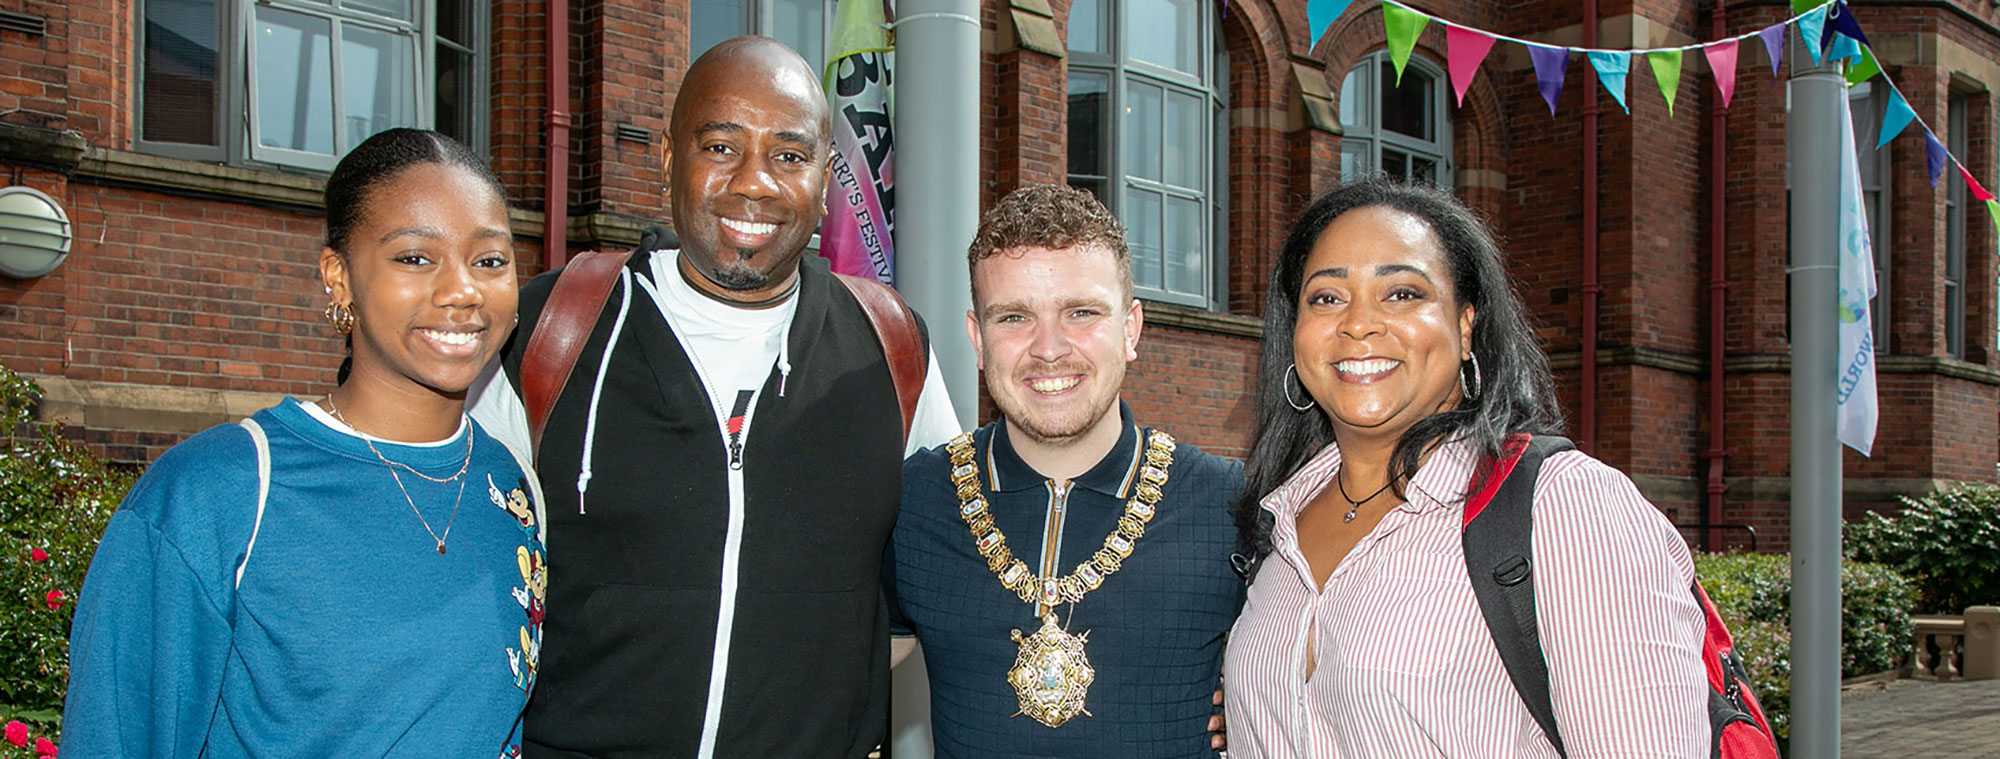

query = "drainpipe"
[[542, 0, 572, 271], [1704, 0, 1730, 551], [1580, 0, 1600, 456]]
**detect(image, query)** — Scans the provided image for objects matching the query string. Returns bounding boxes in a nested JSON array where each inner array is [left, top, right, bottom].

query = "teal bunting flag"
[[1587, 51, 1631, 114], [1877, 88, 1915, 148]]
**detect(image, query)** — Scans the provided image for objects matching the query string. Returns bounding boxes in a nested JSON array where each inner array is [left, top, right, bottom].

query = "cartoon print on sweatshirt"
[[508, 543, 546, 693], [493, 475, 546, 697], [488, 473, 537, 538]]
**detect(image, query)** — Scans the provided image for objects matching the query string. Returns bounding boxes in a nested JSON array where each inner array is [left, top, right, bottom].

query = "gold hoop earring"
[[325, 301, 356, 335]]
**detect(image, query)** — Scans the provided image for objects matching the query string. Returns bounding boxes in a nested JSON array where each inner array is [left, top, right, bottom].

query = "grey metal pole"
[[892, 0, 980, 431], [889, 1, 979, 756], [1787, 35, 1843, 759]]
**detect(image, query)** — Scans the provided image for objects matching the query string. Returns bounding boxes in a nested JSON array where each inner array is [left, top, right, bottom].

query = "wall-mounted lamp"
[[0, 186, 71, 279]]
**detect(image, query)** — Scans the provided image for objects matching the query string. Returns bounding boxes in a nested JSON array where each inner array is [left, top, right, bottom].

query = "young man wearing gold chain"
[[886, 184, 1245, 757]]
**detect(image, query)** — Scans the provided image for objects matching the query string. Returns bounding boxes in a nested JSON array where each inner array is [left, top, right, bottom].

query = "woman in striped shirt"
[[1222, 178, 1708, 758]]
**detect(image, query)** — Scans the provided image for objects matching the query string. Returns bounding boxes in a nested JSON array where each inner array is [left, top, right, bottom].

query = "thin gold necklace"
[[325, 394, 470, 555]]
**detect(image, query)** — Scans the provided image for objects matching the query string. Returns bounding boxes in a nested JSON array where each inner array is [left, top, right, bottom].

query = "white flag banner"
[[1836, 90, 1879, 456]]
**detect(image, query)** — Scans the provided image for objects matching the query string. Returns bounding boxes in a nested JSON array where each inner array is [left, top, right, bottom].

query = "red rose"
[[28, 547, 48, 563], [4, 721, 26, 747], [44, 590, 64, 610], [34, 736, 54, 757]]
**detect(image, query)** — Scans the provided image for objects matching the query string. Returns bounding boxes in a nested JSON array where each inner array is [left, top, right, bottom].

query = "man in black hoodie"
[[471, 35, 959, 758]]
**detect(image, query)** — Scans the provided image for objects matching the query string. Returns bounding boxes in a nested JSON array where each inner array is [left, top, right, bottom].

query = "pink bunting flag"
[[1704, 39, 1739, 109], [1446, 26, 1496, 108], [1960, 162, 1996, 202]]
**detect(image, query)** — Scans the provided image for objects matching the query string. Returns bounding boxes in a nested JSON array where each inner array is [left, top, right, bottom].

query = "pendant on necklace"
[[1007, 614, 1095, 728], [436, 542, 447, 555], [1342, 505, 1360, 523]]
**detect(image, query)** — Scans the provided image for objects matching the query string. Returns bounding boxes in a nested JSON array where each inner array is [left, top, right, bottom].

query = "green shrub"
[[1692, 553, 1918, 756], [0, 364, 132, 746], [1847, 483, 2000, 614]]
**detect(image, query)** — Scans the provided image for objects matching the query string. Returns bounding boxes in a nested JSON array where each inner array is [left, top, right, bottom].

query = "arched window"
[[1338, 50, 1451, 185], [1066, 0, 1228, 308]]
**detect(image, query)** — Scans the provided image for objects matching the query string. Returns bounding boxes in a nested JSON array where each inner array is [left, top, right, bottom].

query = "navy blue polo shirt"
[[888, 402, 1246, 758]]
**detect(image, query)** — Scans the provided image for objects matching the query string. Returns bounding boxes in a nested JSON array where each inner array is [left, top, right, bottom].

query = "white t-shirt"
[[469, 251, 960, 460]]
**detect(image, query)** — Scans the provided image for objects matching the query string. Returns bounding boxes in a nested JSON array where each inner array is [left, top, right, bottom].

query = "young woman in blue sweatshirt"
[[62, 128, 545, 758]]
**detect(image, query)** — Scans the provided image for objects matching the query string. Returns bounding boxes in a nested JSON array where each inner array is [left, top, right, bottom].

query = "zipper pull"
[[726, 389, 755, 472]]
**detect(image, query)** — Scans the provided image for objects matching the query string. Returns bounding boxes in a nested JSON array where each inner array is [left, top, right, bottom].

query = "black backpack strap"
[[1462, 434, 1576, 758]]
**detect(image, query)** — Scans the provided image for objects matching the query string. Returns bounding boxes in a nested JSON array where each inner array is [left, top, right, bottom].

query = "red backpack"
[[1462, 435, 1779, 758]]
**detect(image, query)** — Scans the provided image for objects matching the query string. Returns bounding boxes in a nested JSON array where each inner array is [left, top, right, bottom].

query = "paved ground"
[[1841, 677, 2000, 758]]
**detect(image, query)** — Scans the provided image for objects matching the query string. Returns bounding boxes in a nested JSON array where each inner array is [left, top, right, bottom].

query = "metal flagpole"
[[1786, 30, 1844, 759], [889, 0, 979, 755]]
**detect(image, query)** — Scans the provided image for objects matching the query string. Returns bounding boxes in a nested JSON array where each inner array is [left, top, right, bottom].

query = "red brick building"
[[2, 0, 1996, 551]]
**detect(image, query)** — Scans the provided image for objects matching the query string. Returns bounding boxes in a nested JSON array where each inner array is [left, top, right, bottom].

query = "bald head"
[[674, 36, 830, 149]]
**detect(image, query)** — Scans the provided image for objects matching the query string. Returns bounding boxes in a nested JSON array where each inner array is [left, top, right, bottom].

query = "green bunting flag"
[[1988, 200, 2000, 237], [1647, 50, 1683, 117], [1382, 3, 1429, 86], [1844, 45, 1881, 87]]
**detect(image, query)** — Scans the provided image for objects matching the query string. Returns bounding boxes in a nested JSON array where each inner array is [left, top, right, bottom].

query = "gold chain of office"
[[947, 429, 1176, 608], [947, 429, 1177, 728]]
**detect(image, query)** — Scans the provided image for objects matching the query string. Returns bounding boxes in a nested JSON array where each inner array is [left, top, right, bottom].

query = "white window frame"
[[135, 0, 488, 170], [1338, 50, 1452, 186], [1065, 0, 1228, 310], [691, 0, 833, 77]]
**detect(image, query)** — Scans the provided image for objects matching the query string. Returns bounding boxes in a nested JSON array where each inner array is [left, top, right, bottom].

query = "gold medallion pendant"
[[946, 429, 1177, 730], [1008, 614, 1096, 727]]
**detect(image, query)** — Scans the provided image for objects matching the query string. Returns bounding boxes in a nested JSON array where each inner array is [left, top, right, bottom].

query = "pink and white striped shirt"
[[1223, 438, 1708, 758]]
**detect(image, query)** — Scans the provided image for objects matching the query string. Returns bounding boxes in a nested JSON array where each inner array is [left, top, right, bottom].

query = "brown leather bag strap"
[[521, 249, 635, 457], [834, 273, 925, 444]]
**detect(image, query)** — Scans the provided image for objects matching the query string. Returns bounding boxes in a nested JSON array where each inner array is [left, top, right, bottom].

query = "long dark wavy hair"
[[1233, 177, 1564, 557]]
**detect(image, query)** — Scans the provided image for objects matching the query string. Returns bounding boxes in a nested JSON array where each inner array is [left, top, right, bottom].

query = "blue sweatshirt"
[[62, 399, 546, 758]]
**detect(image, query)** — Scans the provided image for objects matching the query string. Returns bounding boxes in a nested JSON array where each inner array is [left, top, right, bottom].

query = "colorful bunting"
[[1382, 4, 1429, 86], [1648, 50, 1683, 117], [1827, 34, 1862, 66], [1960, 163, 1992, 202], [1827, 1, 1870, 48], [1878, 89, 1915, 148], [1446, 26, 1497, 107], [1757, 23, 1787, 80], [1844, 45, 1880, 87], [1791, 0, 1821, 12], [1528, 44, 1569, 117], [1798, 4, 1828, 66], [1306, 0, 1354, 52], [1987, 200, 2000, 237], [1705, 39, 1740, 108], [1587, 51, 1631, 114], [1925, 132, 1949, 188]]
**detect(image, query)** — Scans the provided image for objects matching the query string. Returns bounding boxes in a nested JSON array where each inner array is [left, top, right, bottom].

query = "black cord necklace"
[[1334, 469, 1396, 523]]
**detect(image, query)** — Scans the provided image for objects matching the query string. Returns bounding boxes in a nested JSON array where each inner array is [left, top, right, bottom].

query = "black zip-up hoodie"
[[504, 252, 919, 758]]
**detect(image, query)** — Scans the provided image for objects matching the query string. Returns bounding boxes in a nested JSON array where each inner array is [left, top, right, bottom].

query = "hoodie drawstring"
[[576, 268, 634, 515]]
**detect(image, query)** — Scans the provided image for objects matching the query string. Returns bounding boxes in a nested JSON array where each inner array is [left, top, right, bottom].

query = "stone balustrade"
[[1911, 606, 2000, 681]]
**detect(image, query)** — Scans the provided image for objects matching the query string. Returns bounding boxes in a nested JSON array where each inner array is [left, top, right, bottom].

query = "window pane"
[[1163, 89, 1202, 188], [435, 46, 474, 144], [1126, 188, 1163, 289], [143, 0, 220, 146], [1166, 194, 1203, 295], [1412, 155, 1438, 185], [340, 24, 418, 152], [1068, 72, 1110, 177], [1849, 85, 1881, 189], [774, 0, 826, 75], [1382, 148, 1408, 181], [1125, 80, 1162, 182], [1379, 59, 1433, 141], [692, 0, 749, 62], [437, 0, 472, 46], [1339, 65, 1366, 131], [254, 6, 336, 154], [344, 0, 412, 21], [1068, 0, 1102, 54], [1127, 0, 1197, 74]]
